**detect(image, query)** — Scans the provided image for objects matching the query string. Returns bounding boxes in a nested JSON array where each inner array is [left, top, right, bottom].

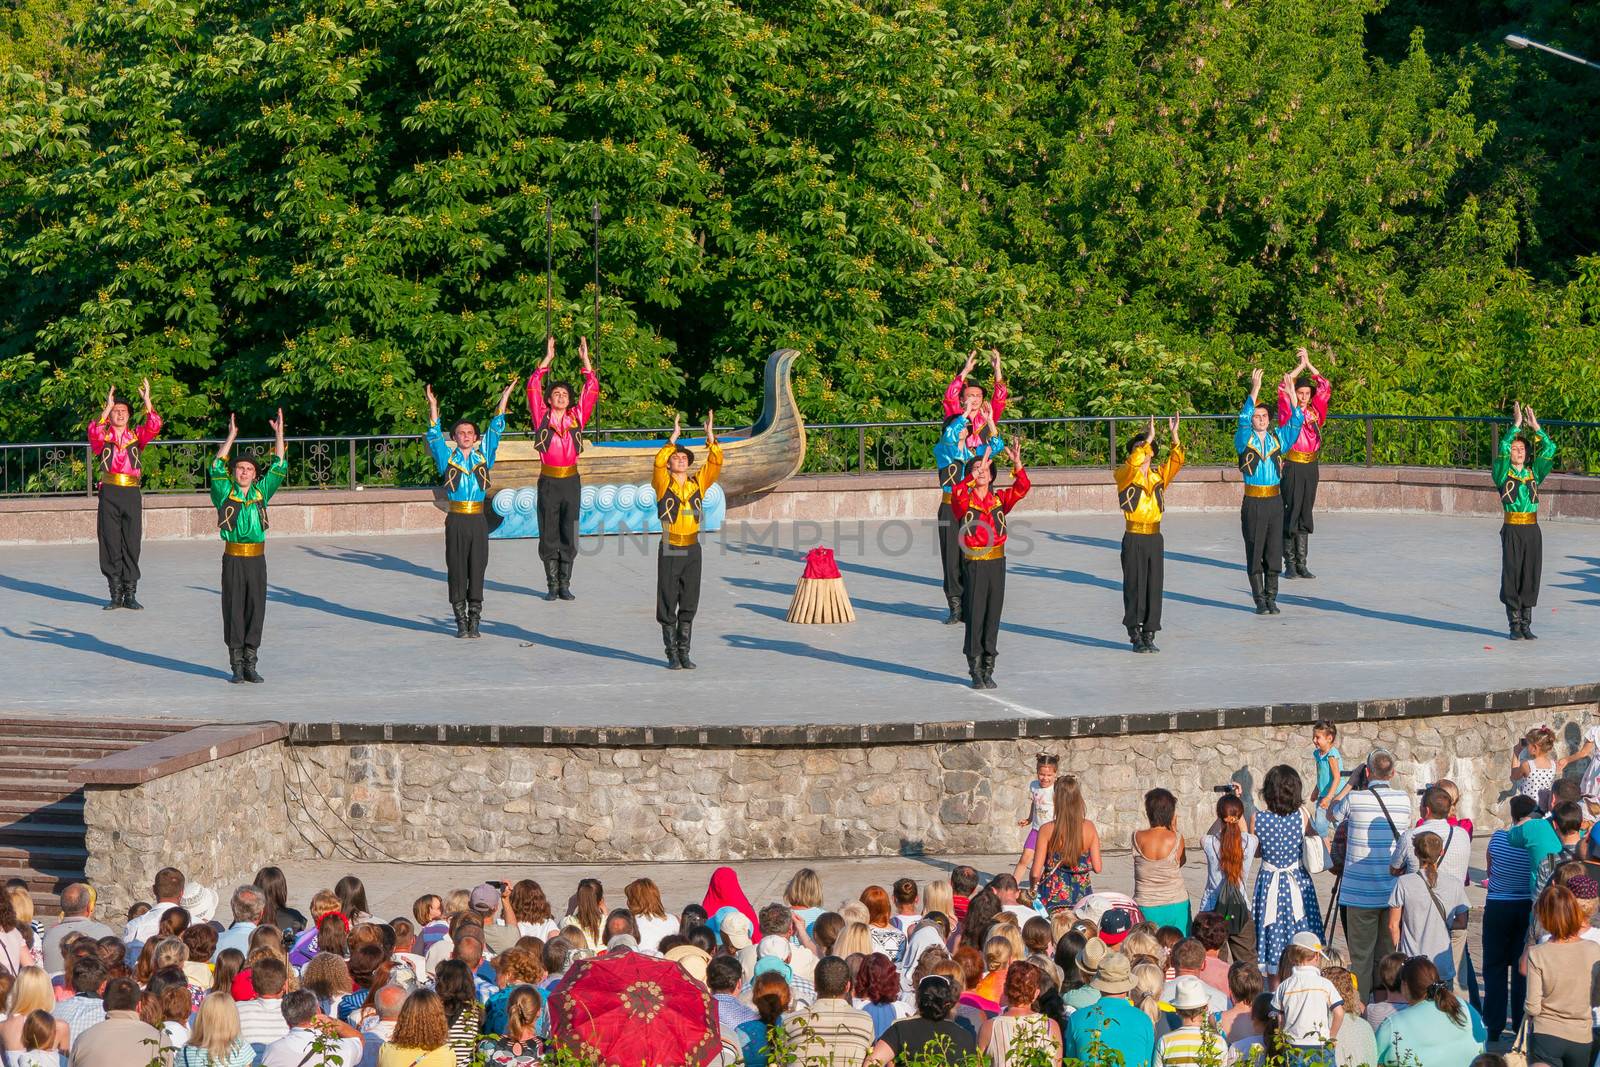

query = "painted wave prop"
[[489, 482, 726, 539]]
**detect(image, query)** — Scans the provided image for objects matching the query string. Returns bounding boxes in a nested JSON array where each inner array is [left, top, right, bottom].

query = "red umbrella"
[[549, 951, 722, 1067]]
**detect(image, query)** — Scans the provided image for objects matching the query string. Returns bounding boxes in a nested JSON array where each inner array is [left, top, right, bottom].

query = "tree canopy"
[[1, 0, 1597, 441]]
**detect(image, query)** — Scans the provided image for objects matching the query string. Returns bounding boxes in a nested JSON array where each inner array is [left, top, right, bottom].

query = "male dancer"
[[527, 336, 599, 601], [425, 379, 516, 639], [951, 440, 1029, 689], [935, 351, 1007, 624], [88, 379, 161, 609], [1115, 415, 1183, 653], [653, 412, 721, 670], [211, 411, 286, 684], [1234, 368, 1304, 615], [1495, 401, 1556, 639], [1277, 347, 1332, 579]]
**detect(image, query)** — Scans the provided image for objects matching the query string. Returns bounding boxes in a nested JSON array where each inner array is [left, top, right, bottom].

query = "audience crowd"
[[0, 721, 1596, 1067]]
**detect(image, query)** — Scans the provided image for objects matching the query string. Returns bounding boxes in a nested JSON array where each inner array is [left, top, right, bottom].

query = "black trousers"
[[538, 474, 581, 564], [1340, 905, 1395, 1005], [1530, 1032, 1590, 1067], [1500, 522, 1542, 609], [221, 552, 267, 650], [1241, 494, 1283, 578], [657, 541, 702, 625], [1282, 458, 1319, 535], [936, 499, 963, 602], [1120, 531, 1164, 632], [97, 483, 143, 583], [962, 556, 1005, 659], [1480, 897, 1531, 1040], [445, 511, 489, 604]]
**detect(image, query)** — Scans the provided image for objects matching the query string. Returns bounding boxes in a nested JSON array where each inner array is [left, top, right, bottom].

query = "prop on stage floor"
[[788, 546, 855, 624], [491, 481, 726, 538]]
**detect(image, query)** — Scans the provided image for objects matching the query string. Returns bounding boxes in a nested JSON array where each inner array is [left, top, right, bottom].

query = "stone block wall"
[[78, 700, 1598, 912]]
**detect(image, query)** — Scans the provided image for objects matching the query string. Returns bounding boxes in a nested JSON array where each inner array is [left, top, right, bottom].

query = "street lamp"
[[1503, 33, 1600, 72]]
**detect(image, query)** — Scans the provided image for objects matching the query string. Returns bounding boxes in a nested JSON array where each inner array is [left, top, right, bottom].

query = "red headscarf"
[[701, 867, 758, 928]]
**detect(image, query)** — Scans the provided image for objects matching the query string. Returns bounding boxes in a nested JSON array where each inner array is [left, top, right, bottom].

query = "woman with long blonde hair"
[[0, 967, 70, 1055], [785, 868, 826, 936], [176, 993, 253, 1066], [1031, 773, 1102, 911], [833, 921, 874, 959], [922, 879, 954, 925]]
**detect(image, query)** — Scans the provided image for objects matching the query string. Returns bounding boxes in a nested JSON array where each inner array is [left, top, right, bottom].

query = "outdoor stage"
[[2, 509, 1596, 727]]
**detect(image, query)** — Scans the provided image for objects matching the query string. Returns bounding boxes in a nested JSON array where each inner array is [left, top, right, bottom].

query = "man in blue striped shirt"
[[1482, 794, 1536, 1042], [1335, 749, 1412, 1001]]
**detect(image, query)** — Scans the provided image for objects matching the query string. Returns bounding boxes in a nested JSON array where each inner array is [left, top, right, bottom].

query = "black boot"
[[1507, 607, 1524, 640], [122, 582, 144, 610], [557, 558, 576, 601], [1142, 629, 1160, 653], [466, 601, 482, 638], [1521, 607, 1537, 640], [945, 597, 962, 625], [981, 653, 997, 689], [241, 647, 264, 683], [663, 624, 683, 669], [1295, 533, 1316, 579], [967, 656, 985, 689], [1282, 538, 1297, 579], [104, 580, 121, 610], [1249, 573, 1268, 615], [676, 622, 696, 670], [229, 649, 247, 684], [452, 602, 469, 638], [1129, 627, 1146, 653], [543, 558, 560, 602], [1264, 572, 1281, 614]]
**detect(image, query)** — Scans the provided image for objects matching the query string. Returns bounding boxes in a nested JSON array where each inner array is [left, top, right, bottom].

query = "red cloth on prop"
[[802, 547, 841, 579]]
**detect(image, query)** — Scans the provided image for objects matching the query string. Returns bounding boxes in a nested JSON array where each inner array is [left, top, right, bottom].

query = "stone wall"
[[82, 742, 289, 919], [78, 699, 1598, 912]]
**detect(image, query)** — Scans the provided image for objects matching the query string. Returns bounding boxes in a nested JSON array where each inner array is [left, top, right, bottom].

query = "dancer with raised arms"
[[1495, 401, 1557, 640], [951, 439, 1030, 690], [211, 411, 287, 684], [89, 378, 161, 610], [653, 412, 722, 671], [1115, 415, 1184, 653], [1234, 368, 1304, 616], [1278, 347, 1332, 580], [935, 351, 1007, 625], [425, 378, 516, 639], [527, 336, 599, 602]]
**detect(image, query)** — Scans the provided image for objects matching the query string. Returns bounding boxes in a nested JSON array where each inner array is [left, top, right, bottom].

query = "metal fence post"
[[349, 439, 358, 490], [858, 427, 866, 473], [1106, 418, 1117, 466], [1364, 418, 1374, 466], [86, 444, 93, 497]]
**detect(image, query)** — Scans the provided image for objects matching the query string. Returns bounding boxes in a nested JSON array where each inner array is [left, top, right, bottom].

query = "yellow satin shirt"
[[1115, 442, 1184, 527], [652, 440, 723, 545]]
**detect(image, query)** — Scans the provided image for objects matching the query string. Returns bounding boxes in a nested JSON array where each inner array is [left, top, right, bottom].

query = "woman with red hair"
[[860, 886, 905, 961], [851, 953, 909, 1040]]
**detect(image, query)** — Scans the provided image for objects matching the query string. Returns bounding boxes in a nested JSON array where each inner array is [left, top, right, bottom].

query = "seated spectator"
[[1374, 957, 1486, 1066], [1063, 953, 1152, 1067], [3, 967, 71, 1055], [51, 954, 108, 1043], [41, 885, 112, 977], [1216, 961, 1262, 1043], [852, 952, 908, 1040], [1152, 976, 1228, 1066], [869, 976, 978, 1066], [260, 989, 363, 1067], [236, 956, 292, 1053], [67, 976, 170, 1067], [1160, 939, 1228, 1021], [785, 956, 874, 1067], [977, 962, 1061, 1067], [737, 972, 791, 1067], [477, 984, 541, 1066], [175, 992, 254, 1067]]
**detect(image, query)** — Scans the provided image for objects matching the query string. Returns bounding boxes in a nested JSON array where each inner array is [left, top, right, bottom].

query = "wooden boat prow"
[[494, 349, 806, 499]]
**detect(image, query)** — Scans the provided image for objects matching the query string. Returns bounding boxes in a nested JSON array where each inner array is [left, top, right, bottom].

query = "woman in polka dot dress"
[[1252, 764, 1323, 970]]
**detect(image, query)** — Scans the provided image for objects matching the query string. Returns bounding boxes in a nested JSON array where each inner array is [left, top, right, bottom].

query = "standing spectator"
[[1063, 953, 1152, 1067], [1481, 794, 1536, 1042], [2, 968, 71, 1055], [40, 885, 112, 976], [467, 885, 516, 955], [1200, 791, 1258, 965], [378, 989, 454, 1067], [1325, 965, 1377, 1067], [1253, 765, 1322, 971], [1032, 774, 1101, 913], [1013, 754, 1059, 884], [1151, 976, 1229, 1066], [786, 956, 874, 1067], [978, 963, 1060, 1067], [624, 879, 677, 955], [1512, 727, 1560, 809], [1374, 957, 1485, 1066], [1529, 802, 1585, 899], [67, 977, 170, 1067], [175, 993, 254, 1067], [869, 976, 979, 1065], [260, 991, 364, 1067], [213, 887, 265, 962], [51, 955, 107, 1043], [1387, 832, 1469, 983], [1132, 788, 1190, 935], [1524, 884, 1600, 1067], [1336, 750, 1411, 999], [1187, 914, 1233, 995], [1310, 720, 1345, 836]]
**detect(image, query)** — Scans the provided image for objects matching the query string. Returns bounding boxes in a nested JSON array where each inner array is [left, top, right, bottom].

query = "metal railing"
[[3, 415, 1597, 497]]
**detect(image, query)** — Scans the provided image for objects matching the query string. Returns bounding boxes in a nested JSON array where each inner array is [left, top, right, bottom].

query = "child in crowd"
[[1310, 720, 1343, 837], [1153, 976, 1230, 1066], [1512, 726, 1559, 809], [1013, 754, 1059, 885], [889, 878, 921, 934], [1271, 941, 1342, 1058]]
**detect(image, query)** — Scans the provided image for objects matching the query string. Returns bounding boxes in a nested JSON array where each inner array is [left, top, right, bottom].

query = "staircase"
[[0, 718, 195, 912]]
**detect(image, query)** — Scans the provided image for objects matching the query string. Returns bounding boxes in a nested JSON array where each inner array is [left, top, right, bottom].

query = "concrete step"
[[0, 821, 86, 845], [0, 743, 141, 761], [0, 843, 90, 869], [2, 720, 192, 742], [0, 783, 83, 803], [0, 797, 86, 824]]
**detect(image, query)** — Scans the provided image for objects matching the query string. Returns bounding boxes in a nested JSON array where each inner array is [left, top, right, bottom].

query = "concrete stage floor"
[[2, 511, 1595, 725]]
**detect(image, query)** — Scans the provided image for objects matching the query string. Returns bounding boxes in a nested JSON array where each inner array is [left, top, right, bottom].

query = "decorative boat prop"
[[490, 481, 726, 540], [492, 348, 806, 499]]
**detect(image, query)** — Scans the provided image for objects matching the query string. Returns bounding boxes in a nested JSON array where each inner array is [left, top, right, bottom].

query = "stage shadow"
[[264, 585, 443, 635], [0, 573, 108, 607], [1009, 562, 1258, 615], [1558, 556, 1600, 607], [481, 620, 661, 667], [724, 631, 967, 686], [1274, 593, 1506, 639], [1, 624, 229, 679], [299, 545, 530, 597], [1047, 532, 1239, 572]]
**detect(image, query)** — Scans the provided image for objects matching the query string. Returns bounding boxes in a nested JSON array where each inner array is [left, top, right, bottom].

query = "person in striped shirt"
[[1334, 749, 1412, 1004], [1152, 976, 1230, 1066], [1481, 794, 1537, 1042]]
